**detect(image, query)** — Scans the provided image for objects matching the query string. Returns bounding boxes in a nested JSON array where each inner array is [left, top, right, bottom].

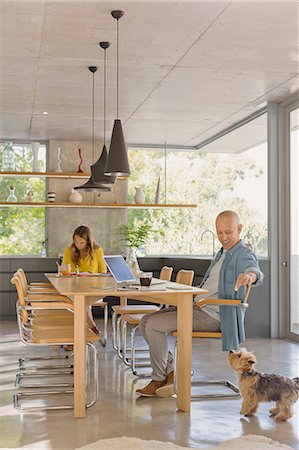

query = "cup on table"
[[139, 271, 153, 287], [60, 263, 71, 276]]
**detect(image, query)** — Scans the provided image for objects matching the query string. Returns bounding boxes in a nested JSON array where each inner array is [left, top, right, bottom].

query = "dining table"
[[46, 273, 207, 418]]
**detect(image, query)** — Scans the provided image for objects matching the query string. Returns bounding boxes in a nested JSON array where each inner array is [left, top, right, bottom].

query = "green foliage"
[[119, 222, 155, 249], [0, 143, 46, 255], [127, 147, 268, 256]]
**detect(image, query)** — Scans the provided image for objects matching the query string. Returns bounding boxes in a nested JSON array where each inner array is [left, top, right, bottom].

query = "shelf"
[[0, 202, 197, 209], [0, 171, 90, 178]]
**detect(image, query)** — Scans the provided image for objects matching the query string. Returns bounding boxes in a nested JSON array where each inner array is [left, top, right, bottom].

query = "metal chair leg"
[[100, 305, 108, 347], [13, 343, 99, 411], [173, 341, 240, 400]]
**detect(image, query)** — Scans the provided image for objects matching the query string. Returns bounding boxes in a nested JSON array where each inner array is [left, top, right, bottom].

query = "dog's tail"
[[292, 377, 299, 390]]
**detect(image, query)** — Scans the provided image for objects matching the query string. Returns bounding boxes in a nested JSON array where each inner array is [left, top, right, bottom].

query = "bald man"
[[136, 210, 264, 398]]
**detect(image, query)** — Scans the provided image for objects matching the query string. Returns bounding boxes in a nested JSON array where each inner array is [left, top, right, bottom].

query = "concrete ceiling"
[[0, 0, 298, 148]]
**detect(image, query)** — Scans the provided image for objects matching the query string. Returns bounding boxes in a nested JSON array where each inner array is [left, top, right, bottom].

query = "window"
[[128, 112, 268, 256], [0, 142, 46, 255]]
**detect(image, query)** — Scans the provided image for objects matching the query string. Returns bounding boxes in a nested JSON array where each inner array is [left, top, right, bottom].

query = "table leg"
[[74, 295, 86, 418], [120, 296, 127, 306], [176, 294, 193, 412]]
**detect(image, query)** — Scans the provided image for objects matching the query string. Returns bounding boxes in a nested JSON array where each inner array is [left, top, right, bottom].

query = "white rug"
[[77, 435, 294, 450]]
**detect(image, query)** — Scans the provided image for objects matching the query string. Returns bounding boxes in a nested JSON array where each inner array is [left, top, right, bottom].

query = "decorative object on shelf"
[[69, 188, 83, 203], [2, 141, 15, 171], [88, 42, 116, 186], [6, 185, 17, 202], [47, 191, 56, 202], [77, 148, 83, 173], [134, 187, 145, 204], [155, 176, 161, 204], [31, 142, 40, 172], [27, 191, 33, 202], [55, 147, 63, 173], [40, 239, 47, 257], [105, 10, 130, 178], [74, 67, 111, 192]]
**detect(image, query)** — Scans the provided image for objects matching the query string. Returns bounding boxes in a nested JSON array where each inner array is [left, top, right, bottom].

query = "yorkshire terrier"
[[228, 348, 299, 421]]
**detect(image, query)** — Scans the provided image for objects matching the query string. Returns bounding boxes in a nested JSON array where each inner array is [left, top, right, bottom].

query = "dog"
[[228, 348, 299, 421]]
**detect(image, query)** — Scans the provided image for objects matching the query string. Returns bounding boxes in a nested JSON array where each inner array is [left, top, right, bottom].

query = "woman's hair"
[[71, 225, 100, 266]]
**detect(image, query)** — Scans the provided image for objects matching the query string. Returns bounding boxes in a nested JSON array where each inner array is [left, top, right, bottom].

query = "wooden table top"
[[46, 273, 207, 299]]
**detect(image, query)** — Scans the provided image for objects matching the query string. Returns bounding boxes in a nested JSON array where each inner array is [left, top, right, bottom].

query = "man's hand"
[[234, 272, 257, 291]]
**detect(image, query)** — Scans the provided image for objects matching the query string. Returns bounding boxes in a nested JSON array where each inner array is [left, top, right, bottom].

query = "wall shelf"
[[0, 202, 197, 209], [0, 171, 90, 179]]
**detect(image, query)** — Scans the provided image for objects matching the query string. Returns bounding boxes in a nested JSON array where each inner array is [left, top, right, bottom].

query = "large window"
[[128, 113, 268, 256], [0, 142, 46, 255]]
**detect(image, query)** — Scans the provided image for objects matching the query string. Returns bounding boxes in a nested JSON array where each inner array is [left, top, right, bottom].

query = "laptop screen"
[[103, 255, 136, 283]]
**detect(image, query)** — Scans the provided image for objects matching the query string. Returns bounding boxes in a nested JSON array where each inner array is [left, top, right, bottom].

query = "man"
[[136, 210, 264, 398]]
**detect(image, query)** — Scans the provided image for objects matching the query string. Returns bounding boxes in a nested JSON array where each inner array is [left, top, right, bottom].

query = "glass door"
[[284, 102, 299, 341]]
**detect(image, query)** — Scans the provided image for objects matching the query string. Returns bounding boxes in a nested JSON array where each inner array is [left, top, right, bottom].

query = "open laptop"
[[103, 255, 167, 288], [103, 255, 137, 285]]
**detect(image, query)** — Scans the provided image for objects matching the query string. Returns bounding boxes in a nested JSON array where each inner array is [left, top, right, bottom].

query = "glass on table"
[[139, 271, 153, 287], [60, 263, 71, 276]]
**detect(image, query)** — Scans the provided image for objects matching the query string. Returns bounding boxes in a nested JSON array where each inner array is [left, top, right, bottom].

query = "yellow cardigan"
[[62, 246, 107, 273]]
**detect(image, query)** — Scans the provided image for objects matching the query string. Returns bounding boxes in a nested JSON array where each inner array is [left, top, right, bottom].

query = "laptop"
[[103, 255, 137, 284]]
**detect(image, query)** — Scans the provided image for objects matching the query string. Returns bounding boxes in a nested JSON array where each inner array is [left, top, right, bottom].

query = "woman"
[[62, 225, 106, 339]]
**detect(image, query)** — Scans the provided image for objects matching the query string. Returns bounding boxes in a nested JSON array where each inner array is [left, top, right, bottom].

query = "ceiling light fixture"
[[89, 41, 116, 185], [42, 111, 48, 115], [104, 10, 130, 178], [74, 66, 111, 192]]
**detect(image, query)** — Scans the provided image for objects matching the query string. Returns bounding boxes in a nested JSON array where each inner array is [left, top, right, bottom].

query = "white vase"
[[31, 142, 40, 172], [127, 247, 140, 277], [6, 186, 17, 202], [134, 187, 145, 204], [155, 176, 160, 204], [55, 147, 63, 173], [69, 188, 83, 203]]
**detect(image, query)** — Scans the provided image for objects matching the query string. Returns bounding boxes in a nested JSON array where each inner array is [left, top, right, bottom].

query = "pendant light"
[[104, 10, 130, 177], [90, 42, 116, 185], [74, 66, 111, 192]]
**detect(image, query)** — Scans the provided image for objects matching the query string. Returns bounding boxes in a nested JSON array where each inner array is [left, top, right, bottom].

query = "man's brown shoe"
[[136, 380, 165, 397], [155, 371, 174, 398]]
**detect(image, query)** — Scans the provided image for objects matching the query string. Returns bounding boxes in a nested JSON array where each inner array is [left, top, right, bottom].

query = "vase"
[[77, 148, 83, 173], [47, 191, 56, 202], [134, 187, 145, 204], [127, 247, 140, 277], [6, 186, 17, 202], [31, 142, 40, 172], [155, 176, 160, 204], [69, 188, 83, 203], [55, 147, 63, 173]]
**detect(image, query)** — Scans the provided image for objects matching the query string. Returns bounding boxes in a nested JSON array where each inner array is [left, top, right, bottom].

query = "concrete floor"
[[0, 320, 298, 450]]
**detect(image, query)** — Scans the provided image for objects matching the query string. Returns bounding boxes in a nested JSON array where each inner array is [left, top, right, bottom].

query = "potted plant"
[[119, 222, 154, 275]]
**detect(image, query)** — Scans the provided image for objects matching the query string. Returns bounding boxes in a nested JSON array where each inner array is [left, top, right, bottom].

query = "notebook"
[[103, 255, 136, 284]]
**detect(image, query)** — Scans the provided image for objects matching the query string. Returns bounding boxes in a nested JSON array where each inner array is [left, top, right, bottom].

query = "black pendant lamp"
[[104, 10, 130, 177], [90, 42, 116, 185], [75, 66, 111, 192]]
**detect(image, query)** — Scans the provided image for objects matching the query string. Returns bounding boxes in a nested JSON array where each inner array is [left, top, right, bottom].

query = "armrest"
[[30, 282, 52, 287], [19, 302, 74, 311], [27, 293, 70, 301], [194, 298, 242, 308]]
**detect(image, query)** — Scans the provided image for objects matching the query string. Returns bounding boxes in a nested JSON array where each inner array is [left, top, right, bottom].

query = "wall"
[[47, 140, 128, 257]]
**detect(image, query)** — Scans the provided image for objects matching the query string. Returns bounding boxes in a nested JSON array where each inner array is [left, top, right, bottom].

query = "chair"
[[11, 274, 100, 410], [17, 267, 108, 347], [122, 269, 194, 375], [111, 266, 173, 356], [172, 285, 252, 399]]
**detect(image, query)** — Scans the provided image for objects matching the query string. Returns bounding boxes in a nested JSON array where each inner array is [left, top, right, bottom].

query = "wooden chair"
[[11, 273, 100, 411], [111, 266, 173, 356], [122, 269, 195, 376], [172, 285, 252, 399]]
